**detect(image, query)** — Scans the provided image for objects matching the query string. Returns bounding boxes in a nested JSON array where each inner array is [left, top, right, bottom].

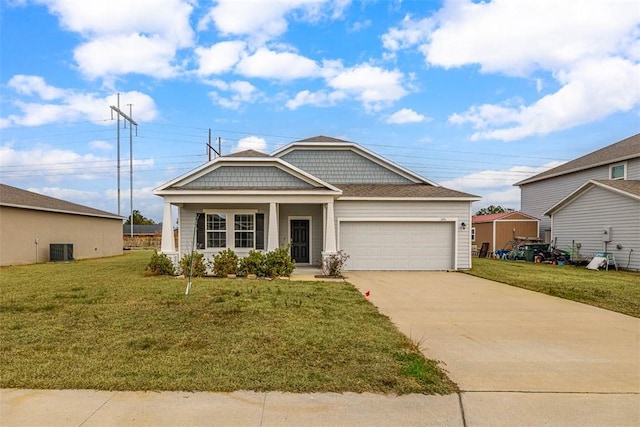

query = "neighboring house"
[[0, 183, 124, 266], [472, 211, 540, 254], [515, 133, 640, 271], [544, 180, 640, 271], [154, 136, 480, 271], [123, 224, 164, 248]]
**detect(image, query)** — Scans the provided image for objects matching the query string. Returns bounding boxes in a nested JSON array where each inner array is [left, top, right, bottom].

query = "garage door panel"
[[339, 221, 454, 271]]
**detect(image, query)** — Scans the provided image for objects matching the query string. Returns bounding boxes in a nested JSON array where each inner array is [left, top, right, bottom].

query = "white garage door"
[[339, 221, 455, 271]]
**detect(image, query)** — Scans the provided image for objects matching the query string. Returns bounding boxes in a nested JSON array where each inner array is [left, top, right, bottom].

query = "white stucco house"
[[154, 136, 480, 271]]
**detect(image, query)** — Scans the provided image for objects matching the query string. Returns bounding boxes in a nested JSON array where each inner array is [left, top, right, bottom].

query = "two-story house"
[[515, 133, 640, 271], [154, 136, 480, 271]]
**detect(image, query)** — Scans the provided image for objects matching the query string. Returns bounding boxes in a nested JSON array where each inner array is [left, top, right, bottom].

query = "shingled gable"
[[516, 132, 640, 186], [0, 183, 121, 219], [271, 135, 478, 200], [153, 151, 341, 193]]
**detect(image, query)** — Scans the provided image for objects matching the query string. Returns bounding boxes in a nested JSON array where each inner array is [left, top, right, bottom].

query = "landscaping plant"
[[179, 251, 206, 277], [145, 250, 175, 276], [212, 248, 239, 277], [322, 250, 350, 277], [263, 245, 295, 277]]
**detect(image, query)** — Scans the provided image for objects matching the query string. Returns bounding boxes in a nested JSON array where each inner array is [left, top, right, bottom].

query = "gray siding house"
[[515, 133, 640, 271], [154, 136, 480, 271]]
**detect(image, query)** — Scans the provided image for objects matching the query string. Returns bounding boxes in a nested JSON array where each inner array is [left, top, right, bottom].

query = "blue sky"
[[1, 0, 639, 222]]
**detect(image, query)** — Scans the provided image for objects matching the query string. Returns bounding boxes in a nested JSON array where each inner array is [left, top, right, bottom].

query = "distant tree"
[[125, 209, 156, 225], [475, 205, 513, 216]]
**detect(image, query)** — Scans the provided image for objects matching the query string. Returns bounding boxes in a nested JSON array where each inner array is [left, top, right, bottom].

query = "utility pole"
[[206, 129, 221, 160], [128, 103, 134, 238], [110, 95, 138, 221]]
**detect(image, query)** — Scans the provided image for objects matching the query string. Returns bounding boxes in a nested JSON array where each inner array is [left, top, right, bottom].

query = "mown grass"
[[466, 257, 640, 317], [0, 251, 456, 394]]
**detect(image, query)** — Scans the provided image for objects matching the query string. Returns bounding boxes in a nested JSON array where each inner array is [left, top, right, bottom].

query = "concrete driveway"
[[345, 271, 640, 426]]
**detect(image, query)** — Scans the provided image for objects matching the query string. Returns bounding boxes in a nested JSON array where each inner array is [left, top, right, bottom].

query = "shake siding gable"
[[551, 186, 640, 271], [181, 166, 315, 189], [280, 150, 413, 184]]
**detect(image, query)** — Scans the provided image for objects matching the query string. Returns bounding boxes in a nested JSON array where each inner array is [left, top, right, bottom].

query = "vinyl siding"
[[551, 186, 640, 271], [182, 166, 314, 188], [520, 165, 612, 236], [280, 150, 413, 184], [334, 200, 472, 269], [278, 204, 323, 265], [626, 157, 640, 179]]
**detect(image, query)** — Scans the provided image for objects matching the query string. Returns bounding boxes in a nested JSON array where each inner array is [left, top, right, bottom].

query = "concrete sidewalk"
[[1, 389, 463, 426]]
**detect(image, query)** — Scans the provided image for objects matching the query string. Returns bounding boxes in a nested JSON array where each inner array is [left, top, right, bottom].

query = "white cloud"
[[195, 41, 246, 76], [235, 48, 320, 80], [327, 64, 407, 112], [74, 34, 180, 80], [1, 77, 158, 128], [0, 144, 114, 182], [207, 80, 260, 109], [89, 140, 113, 150], [36, 0, 194, 80], [383, 0, 640, 140], [198, 0, 351, 44], [386, 108, 428, 124], [7, 75, 66, 100], [231, 136, 267, 153], [285, 89, 347, 110], [441, 161, 565, 211], [451, 58, 640, 141]]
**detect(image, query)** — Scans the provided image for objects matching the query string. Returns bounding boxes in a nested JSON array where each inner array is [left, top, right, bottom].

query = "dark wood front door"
[[290, 219, 310, 263]]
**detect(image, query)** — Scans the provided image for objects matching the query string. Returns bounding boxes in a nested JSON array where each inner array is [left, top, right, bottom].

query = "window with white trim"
[[234, 214, 254, 248], [610, 163, 626, 180], [471, 227, 476, 242], [206, 214, 226, 248]]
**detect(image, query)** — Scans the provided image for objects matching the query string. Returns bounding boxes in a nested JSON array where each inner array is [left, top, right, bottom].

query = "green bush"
[[179, 251, 206, 277], [145, 251, 175, 276], [238, 250, 265, 277], [212, 248, 239, 277], [263, 245, 295, 278]]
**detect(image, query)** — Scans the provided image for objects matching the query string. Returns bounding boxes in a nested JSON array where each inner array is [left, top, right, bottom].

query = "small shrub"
[[322, 250, 350, 277], [238, 250, 265, 277], [179, 252, 206, 277], [212, 248, 239, 277], [145, 251, 175, 276], [263, 245, 295, 278]]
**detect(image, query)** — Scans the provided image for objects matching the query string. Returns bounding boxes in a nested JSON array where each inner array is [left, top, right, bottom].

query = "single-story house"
[[0, 183, 124, 266], [472, 211, 540, 254], [516, 132, 639, 271], [154, 136, 481, 271]]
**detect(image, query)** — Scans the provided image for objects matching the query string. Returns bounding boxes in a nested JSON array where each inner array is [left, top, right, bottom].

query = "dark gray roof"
[[516, 133, 640, 185], [225, 149, 271, 158], [593, 179, 640, 197], [0, 183, 122, 219], [295, 135, 353, 143], [337, 184, 479, 199], [123, 224, 163, 235]]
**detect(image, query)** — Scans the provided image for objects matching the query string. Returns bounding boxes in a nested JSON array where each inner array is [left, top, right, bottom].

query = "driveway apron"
[[345, 271, 640, 425]]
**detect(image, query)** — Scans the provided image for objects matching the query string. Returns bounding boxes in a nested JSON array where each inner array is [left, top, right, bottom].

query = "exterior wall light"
[[460, 222, 467, 230]]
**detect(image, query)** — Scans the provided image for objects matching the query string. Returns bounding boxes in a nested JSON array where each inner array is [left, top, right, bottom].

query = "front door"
[[290, 219, 310, 263]]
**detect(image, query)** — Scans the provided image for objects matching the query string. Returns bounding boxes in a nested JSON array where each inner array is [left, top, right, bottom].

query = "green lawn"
[[466, 257, 640, 317], [0, 251, 456, 394]]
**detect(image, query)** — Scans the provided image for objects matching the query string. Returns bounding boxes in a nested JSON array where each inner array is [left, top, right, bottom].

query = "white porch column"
[[267, 202, 279, 251], [324, 201, 337, 253], [161, 201, 176, 253]]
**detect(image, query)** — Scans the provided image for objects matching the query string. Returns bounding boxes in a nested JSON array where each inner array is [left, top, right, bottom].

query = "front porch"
[[159, 197, 338, 268]]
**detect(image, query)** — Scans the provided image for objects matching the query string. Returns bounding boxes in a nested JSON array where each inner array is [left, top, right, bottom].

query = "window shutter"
[[256, 213, 265, 250], [196, 214, 205, 249]]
